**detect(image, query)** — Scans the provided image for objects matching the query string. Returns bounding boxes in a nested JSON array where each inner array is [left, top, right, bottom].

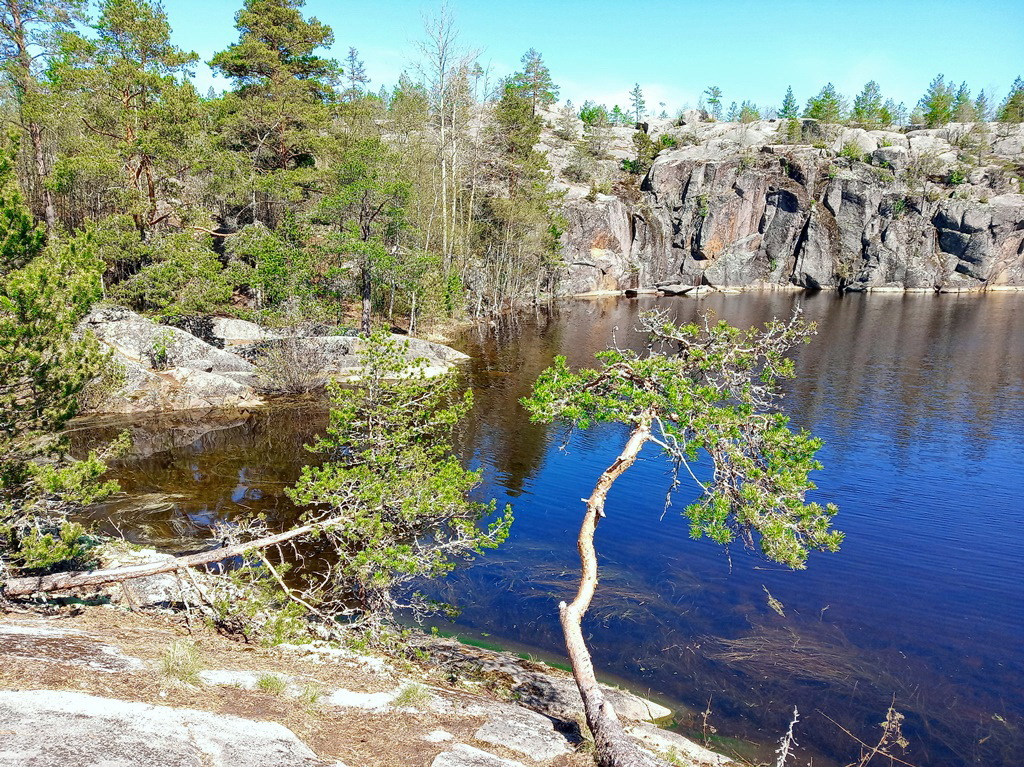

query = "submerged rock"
[[421, 637, 672, 723]]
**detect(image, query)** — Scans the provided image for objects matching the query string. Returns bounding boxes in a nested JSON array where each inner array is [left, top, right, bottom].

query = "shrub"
[[839, 142, 865, 162], [251, 334, 332, 395], [8, 521, 98, 571], [655, 134, 678, 150]]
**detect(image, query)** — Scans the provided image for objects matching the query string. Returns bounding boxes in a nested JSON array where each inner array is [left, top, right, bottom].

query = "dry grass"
[[160, 639, 202, 685], [0, 605, 595, 767]]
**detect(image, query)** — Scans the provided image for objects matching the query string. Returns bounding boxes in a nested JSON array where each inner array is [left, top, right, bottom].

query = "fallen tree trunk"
[[1, 522, 318, 598], [561, 414, 667, 767]]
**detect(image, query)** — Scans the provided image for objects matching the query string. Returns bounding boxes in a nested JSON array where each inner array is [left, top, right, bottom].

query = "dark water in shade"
[[71, 292, 1024, 767]]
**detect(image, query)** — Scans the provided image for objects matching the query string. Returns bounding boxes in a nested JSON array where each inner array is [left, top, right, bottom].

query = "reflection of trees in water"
[[785, 293, 1024, 464], [70, 405, 329, 549], [452, 308, 567, 497]]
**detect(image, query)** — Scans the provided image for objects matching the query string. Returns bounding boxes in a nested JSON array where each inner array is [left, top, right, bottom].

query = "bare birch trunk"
[[28, 120, 55, 231], [361, 263, 372, 335]]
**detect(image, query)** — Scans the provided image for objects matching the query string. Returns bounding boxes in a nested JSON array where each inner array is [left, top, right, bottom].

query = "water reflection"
[[71, 293, 1024, 767]]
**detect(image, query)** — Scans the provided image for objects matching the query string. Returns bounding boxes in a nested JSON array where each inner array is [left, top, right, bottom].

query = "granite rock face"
[[555, 120, 1024, 293], [79, 308, 469, 414], [0, 690, 330, 767]]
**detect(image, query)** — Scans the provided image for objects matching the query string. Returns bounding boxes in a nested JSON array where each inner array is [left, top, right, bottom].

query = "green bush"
[[839, 142, 865, 162], [7, 521, 98, 571]]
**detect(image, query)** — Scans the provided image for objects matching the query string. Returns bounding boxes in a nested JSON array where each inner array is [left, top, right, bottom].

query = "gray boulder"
[[210, 317, 279, 347], [82, 308, 253, 374], [473, 708, 572, 761]]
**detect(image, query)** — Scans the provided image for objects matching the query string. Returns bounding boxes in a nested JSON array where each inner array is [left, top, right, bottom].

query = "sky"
[[163, 0, 1024, 114]]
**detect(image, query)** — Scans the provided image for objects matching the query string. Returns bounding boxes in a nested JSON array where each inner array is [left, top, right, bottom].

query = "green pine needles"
[[523, 310, 841, 569], [0, 145, 123, 574], [287, 332, 512, 621]]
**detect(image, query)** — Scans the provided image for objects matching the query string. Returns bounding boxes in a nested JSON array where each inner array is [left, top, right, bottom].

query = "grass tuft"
[[255, 673, 288, 695], [161, 640, 202, 686], [392, 682, 431, 709]]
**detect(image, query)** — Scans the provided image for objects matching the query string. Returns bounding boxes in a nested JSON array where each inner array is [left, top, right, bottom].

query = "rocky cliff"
[[550, 116, 1024, 293]]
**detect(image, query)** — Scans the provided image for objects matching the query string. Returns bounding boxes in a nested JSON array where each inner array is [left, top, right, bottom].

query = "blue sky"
[[164, 0, 1024, 114]]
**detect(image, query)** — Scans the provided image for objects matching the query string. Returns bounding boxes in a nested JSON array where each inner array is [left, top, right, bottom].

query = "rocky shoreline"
[[79, 307, 470, 415], [0, 580, 732, 767]]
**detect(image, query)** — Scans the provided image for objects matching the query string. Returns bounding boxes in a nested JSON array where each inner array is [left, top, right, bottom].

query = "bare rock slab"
[[473, 708, 572, 760], [0, 621, 143, 674], [431, 744, 527, 767], [0, 690, 328, 767]]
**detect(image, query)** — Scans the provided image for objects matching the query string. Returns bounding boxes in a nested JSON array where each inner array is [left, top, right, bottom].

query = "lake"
[[73, 291, 1024, 767]]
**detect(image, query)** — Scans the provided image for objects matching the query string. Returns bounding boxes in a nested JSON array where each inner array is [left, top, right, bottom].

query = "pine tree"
[[314, 137, 411, 334], [50, 0, 201, 236], [804, 83, 846, 124], [629, 83, 646, 122], [342, 46, 369, 101], [523, 311, 840, 767], [738, 100, 760, 123], [288, 333, 511, 620], [703, 85, 723, 120], [974, 90, 993, 122], [952, 82, 977, 122], [0, 149, 118, 573], [476, 84, 564, 305], [997, 77, 1024, 123], [509, 48, 558, 117], [211, 0, 339, 177], [725, 101, 738, 122], [882, 99, 907, 126], [779, 86, 799, 119], [918, 74, 955, 127], [852, 80, 884, 128], [579, 101, 611, 156]]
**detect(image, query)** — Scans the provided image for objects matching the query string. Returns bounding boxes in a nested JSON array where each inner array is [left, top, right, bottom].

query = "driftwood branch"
[[1, 522, 321, 598]]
